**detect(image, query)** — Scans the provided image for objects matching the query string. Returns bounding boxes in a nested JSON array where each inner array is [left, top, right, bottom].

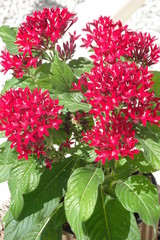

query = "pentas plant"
[[0, 6, 160, 240]]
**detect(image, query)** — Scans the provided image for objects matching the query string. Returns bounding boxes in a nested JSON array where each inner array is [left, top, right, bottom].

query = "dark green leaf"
[[69, 57, 93, 77], [151, 71, 160, 97], [0, 26, 18, 54], [40, 204, 66, 240], [0, 141, 17, 183], [139, 138, 160, 171], [8, 157, 41, 220], [65, 166, 104, 240], [4, 158, 76, 239], [85, 189, 141, 240], [35, 63, 52, 90], [115, 175, 160, 227], [50, 56, 76, 93], [53, 92, 91, 112]]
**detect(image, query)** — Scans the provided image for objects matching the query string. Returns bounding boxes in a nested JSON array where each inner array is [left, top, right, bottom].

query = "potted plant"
[[0, 6, 160, 240]]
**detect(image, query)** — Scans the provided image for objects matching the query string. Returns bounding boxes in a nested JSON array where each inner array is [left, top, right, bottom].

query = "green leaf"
[[135, 123, 160, 143], [50, 55, 76, 93], [135, 124, 160, 171], [4, 158, 76, 239], [85, 189, 141, 240], [53, 92, 91, 112], [1, 76, 35, 94], [40, 204, 66, 240], [8, 157, 41, 220], [151, 71, 160, 97], [115, 152, 155, 180], [35, 63, 52, 90], [69, 57, 94, 77], [127, 151, 155, 173], [139, 138, 160, 171], [65, 166, 104, 240], [0, 26, 18, 54], [1, 77, 19, 94], [0, 131, 5, 138], [0, 141, 17, 183], [115, 175, 160, 227]]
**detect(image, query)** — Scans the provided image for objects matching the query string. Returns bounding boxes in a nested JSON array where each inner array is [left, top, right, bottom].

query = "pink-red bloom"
[[0, 88, 63, 160], [15, 7, 77, 56], [74, 61, 160, 163], [82, 114, 139, 163], [81, 16, 160, 66], [124, 31, 160, 66], [81, 16, 133, 64], [0, 50, 38, 78]]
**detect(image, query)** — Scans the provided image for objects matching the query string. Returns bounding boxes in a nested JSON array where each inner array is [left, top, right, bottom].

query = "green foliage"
[[115, 175, 160, 227], [151, 71, 160, 97], [85, 188, 141, 240], [53, 92, 91, 112], [0, 26, 18, 54], [4, 158, 76, 239], [1, 76, 34, 94], [69, 57, 94, 77], [8, 157, 42, 220], [50, 55, 76, 93], [0, 141, 17, 183], [65, 166, 104, 240]]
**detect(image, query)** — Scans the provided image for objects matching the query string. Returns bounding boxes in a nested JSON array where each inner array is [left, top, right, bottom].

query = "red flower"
[[15, 7, 77, 56], [0, 50, 38, 78], [74, 61, 160, 163], [57, 31, 80, 61], [124, 31, 160, 66], [76, 61, 160, 126], [81, 16, 160, 66], [81, 16, 133, 64], [0, 88, 63, 160], [82, 114, 139, 164]]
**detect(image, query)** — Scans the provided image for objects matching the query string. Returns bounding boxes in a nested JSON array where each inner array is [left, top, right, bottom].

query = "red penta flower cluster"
[[82, 16, 160, 66], [15, 7, 77, 56], [0, 7, 77, 77], [0, 50, 38, 78], [0, 88, 63, 160], [74, 16, 160, 163]]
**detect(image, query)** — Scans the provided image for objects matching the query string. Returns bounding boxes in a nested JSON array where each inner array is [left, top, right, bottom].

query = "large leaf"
[[53, 92, 91, 112], [135, 124, 160, 171], [115, 175, 160, 227], [40, 204, 66, 240], [1, 77, 19, 94], [0, 141, 17, 183], [50, 55, 76, 93], [8, 157, 42, 220], [115, 153, 155, 181], [0, 26, 18, 54], [65, 166, 104, 240], [139, 138, 160, 171], [151, 71, 160, 97], [35, 63, 53, 90], [69, 57, 94, 77], [1, 76, 34, 94], [85, 189, 141, 240], [4, 158, 76, 239]]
